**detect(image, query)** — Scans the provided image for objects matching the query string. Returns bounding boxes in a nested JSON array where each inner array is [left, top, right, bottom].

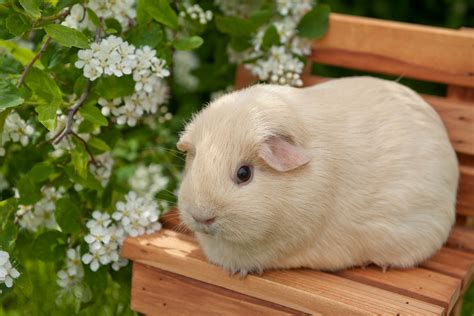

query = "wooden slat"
[[311, 13, 474, 87], [123, 229, 444, 315], [421, 95, 474, 156], [422, 247, 474, 292], [336, 266, 461, 313], [447, 226, 474, 253], [458, 166, 474, 217], [132, 263, 303, 315]]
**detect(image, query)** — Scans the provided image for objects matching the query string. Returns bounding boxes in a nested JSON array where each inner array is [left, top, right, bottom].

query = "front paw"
[[224, 266, 264, 279]]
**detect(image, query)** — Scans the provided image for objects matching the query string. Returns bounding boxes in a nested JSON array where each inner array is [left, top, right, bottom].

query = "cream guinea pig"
[[176, 76, 458, 277]]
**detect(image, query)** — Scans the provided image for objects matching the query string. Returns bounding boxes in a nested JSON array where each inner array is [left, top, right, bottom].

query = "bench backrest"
[[235, 13, 474, 222]]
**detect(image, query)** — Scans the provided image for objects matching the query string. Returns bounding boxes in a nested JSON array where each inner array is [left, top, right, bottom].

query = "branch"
[[71, 132, 99, 166], [51, 79, 92, 145], [16, 36, 52, 88]]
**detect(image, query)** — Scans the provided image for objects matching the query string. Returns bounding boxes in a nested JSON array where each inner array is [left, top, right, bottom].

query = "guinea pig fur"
[[176, 76, 459, 277]]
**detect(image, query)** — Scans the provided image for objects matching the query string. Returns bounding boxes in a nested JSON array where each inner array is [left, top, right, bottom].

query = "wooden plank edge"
[[335, 267, 461, 314], [131, 262, 311, 315], [122, 231, 444, 315]]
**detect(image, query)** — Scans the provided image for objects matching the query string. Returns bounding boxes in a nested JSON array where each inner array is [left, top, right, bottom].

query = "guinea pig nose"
[[192, 215, 216, 225]]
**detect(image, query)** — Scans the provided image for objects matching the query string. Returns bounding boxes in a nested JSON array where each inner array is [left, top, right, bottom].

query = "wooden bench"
[[122, 13, 474, 315]]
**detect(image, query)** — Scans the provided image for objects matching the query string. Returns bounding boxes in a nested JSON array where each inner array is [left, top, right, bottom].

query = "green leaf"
[[17, 175, 42, 205], [64, 165, 102, 191], [105, 18, 122, 35], [88, 137, 111, 152], [249, 9, 273, 27], [173, 36, 203, 51], [0, 197, 18, 224], [126, 22, 163, 48], [0, 77, 24, 111], [44, 24, 90, 48], [19, 0, 41, 19], [0, 108, 11, 144], [71, 141, 89, 179], [86, 8, 100, 27], [55, 197, 82, 234], [79, 102, 108, 126], [215, 15, 258, 36], [0, 54, 23, 74], [0, 224, 17, 250], [229, 36, 252, 52], [261, 24, 280, 50], [142, 0, 178, 29], [93, 75, 135, 99], [33, 231, 67, 261], [28, 162, 55, 182], [0, 39, 44, 68], [36, 103, 59, 131], [84, 265, 108, 296], [25, 68, 62, 130], [297, 4, 330, 39], [136, 0, 152, 26], [6, 14, 31, 37]]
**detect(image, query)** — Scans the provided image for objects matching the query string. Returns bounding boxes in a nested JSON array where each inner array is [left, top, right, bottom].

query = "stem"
[[71, 132, 99, 166], [16, 36, 52, 88], [51, 80, 92, 145]]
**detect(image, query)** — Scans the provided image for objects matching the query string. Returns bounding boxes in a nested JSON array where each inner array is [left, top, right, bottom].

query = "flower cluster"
[[214, 0, 260, 17], [173, 51, 200, 90], [80, 192, 162, 272], [76, 36, 171, 127], [228, 0, 314, 86], [129, 163, 169, 198], [0, 251, 20, 289], [16, 186, 64, 232], [0, 112, 35, 156], [180, 3, 213, 24], [57, 247, 84, 288], [63, 0, 135, 31]]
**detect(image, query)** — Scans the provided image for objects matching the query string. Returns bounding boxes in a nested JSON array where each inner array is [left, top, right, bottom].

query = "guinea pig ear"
[[258, 136, 311, 172]]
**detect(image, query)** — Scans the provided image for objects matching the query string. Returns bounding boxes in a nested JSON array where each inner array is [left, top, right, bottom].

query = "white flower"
[[89, 153, 114, 187], [62, 4, 93, 30], [112, 191, 161, 237], [84, 225, 110, 250], [66, 246, 83, 276], [276, 0, 312, 18], [98, 98, 122, 116], [0, 251, 20, 288], [86, 211, 112, 230], [16, 186, 62, 232], [2, 112, 35, 146], [129, 164, 169, 198], [173, 51, 199, 90], [116, 103, 142, 127], [181, 3, 213, 24], [82, 247, 106, 272], [112, 258, 129, 271]]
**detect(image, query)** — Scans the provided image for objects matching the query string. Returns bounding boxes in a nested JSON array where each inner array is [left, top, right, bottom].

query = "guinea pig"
[[176, 76, 459, 278]]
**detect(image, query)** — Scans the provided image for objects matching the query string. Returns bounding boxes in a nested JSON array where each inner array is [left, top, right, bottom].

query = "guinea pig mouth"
[[192, 222, 217, 235]]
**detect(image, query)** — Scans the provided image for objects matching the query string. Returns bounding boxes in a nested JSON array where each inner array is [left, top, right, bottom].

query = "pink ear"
[[258, 136, 311, 172]]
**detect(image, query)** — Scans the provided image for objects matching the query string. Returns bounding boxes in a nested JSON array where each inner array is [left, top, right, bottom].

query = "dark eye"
[[235, 165, 253, 184]]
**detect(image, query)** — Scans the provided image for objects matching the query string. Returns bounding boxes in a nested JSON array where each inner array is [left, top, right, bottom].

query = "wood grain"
[[447, 226, 474, 253], [336, 266, 461, 313], [457, 166, 474, 217], [132, 263, 305, 316], [311, 14, 474, 87], [123, 229, 445, 315], [422, 247, 474, 292]]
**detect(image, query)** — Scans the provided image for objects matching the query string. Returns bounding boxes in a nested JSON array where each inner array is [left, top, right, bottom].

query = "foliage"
[[0, 0, 328, 314]]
